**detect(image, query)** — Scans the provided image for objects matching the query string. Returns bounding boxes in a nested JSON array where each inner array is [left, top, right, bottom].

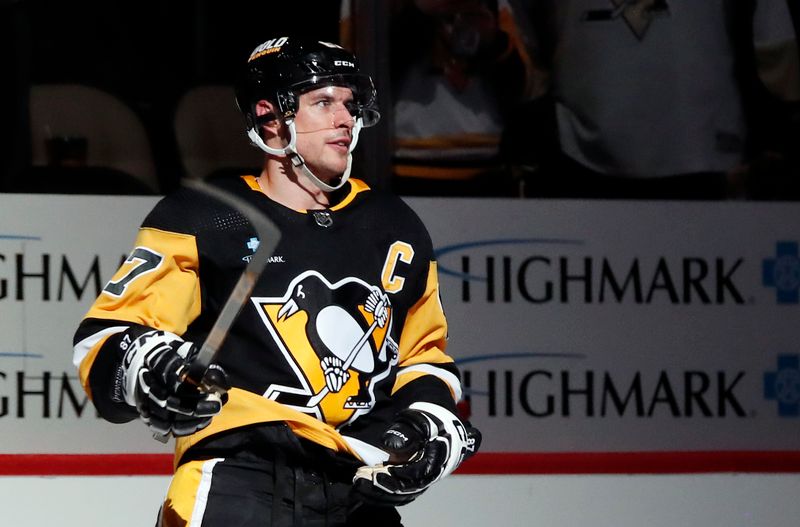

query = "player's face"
[[293, 85, 356, 182]]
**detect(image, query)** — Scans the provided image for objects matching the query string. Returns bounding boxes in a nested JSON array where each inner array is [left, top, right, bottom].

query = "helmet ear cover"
[[275, 91, 298, 120]]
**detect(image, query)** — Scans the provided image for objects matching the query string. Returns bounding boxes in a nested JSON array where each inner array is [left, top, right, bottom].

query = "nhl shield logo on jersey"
[[251, 271, 399, 425]]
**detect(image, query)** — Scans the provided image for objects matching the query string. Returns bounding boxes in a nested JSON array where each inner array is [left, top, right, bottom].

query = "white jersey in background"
[[547, 0, 798, 178]]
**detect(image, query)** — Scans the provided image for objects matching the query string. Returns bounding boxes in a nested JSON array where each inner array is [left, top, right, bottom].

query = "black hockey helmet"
[[235, 36, 380, 129], [234, 36, 380, 192]]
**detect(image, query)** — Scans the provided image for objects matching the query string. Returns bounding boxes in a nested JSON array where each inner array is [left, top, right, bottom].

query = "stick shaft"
[[181, 179, 281, 388]]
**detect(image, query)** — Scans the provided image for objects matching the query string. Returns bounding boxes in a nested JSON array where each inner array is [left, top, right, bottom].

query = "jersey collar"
[[240, 175, 370, 213]]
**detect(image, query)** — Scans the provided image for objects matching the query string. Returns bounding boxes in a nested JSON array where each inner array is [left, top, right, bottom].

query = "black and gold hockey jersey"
[[73, 176, 461, 467]]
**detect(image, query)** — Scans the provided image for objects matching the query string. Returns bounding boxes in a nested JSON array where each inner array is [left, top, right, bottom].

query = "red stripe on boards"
[[0, 454, 173, 476], [457, 451, 800, 474], [1, 451, 799, 476]]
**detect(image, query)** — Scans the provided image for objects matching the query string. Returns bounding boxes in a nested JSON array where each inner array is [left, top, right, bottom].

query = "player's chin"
[[308, 162, 347, 184], [319, 154, 349, 177]]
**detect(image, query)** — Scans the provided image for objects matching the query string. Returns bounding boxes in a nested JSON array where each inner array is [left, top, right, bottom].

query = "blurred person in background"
[[516, 0, 799, 200], [344, 0, 538, 197]]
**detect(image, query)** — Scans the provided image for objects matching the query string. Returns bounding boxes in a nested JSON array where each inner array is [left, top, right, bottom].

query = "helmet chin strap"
[[247, 118, 363, 193]]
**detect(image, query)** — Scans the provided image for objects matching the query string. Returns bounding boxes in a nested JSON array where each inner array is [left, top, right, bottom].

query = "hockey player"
[[72, 36, 480, 526]]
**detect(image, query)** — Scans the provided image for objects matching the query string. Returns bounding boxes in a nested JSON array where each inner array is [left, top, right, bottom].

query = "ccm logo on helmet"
[[334, 60, 355, 68]]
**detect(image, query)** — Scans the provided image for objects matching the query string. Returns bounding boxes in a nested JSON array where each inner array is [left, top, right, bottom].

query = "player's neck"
[[257, 159, 331, 211]]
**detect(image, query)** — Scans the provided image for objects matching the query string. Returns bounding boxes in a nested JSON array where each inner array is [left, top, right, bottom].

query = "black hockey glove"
[[118, 329, 229, 438], [352, 402, 481, 506]]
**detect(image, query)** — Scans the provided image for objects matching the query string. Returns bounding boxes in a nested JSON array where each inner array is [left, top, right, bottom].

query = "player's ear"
[[255, 100, 282, 139]]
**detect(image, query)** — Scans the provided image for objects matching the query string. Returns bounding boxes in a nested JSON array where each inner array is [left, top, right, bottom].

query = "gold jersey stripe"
[[394, 134, 500, 150], [391, 369, 429, 395], [174, 388, 360, 467], [331, 178, 370, 211], [396, 262, 453, 367], [161, 458, 215, 526], [85, 227, 202, 335], [393, 164, 487, 180]]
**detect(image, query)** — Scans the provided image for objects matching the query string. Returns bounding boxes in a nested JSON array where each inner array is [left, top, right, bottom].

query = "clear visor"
[[292, 74, 381, 128]]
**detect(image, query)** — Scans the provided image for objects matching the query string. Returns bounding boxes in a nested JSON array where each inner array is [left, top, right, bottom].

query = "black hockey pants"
[[157, 425, 403, 526]]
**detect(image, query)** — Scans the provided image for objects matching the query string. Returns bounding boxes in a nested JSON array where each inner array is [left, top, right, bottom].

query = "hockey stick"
[[153, 178, 281, 442], [181, 178, 281, 387]]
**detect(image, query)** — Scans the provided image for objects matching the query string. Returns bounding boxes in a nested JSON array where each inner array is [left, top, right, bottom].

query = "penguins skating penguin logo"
[[252, 271, 399, 425]]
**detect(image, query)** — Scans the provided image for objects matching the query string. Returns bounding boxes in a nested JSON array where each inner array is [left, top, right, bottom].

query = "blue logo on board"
[[763, 242, 800, 304], [764, 355, 800, 417]]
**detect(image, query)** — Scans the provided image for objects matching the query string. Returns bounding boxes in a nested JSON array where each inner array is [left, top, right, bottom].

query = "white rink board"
[[0, 194, 798, 458], [410, 198, 800, 453], [2, 474, 800, 527]]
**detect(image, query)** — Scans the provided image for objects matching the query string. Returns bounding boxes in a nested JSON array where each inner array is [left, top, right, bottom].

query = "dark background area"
[[2, 0, 798, 198], [2, 0, 344, 193]]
